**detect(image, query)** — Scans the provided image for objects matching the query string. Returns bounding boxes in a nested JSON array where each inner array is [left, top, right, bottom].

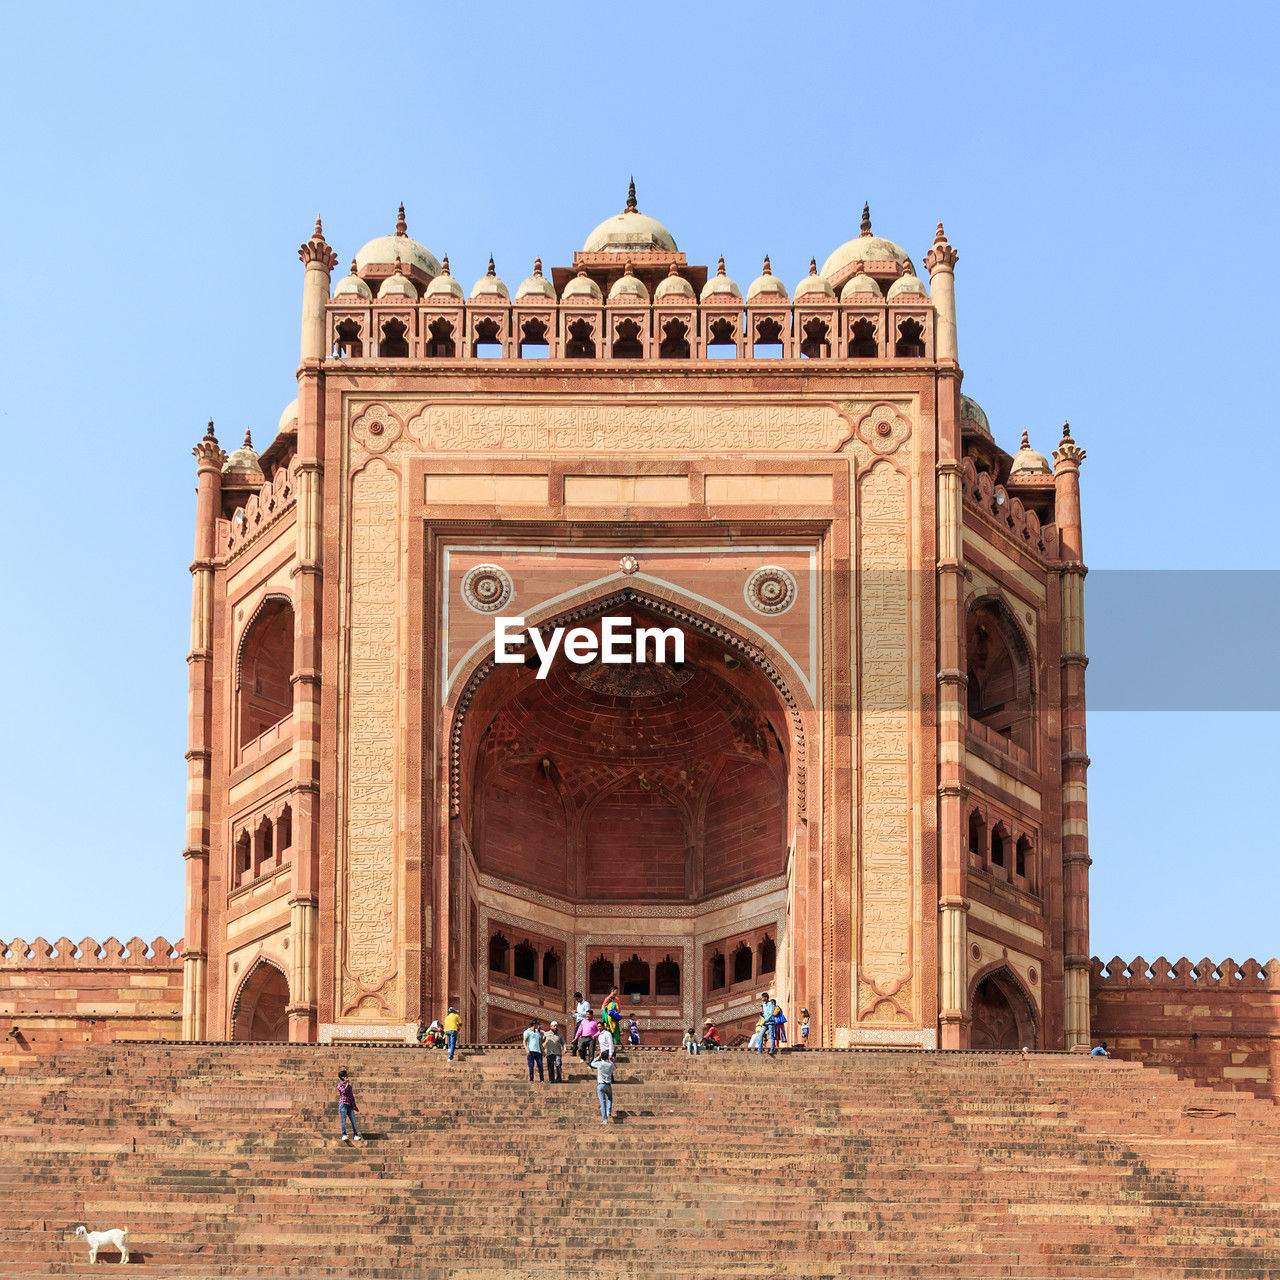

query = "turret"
[[925, 221, 959, 362], [297, 216, 338, 363]]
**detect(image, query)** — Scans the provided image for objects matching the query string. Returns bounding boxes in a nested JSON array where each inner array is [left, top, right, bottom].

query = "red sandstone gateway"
[[6, 189, 1269, 1097]]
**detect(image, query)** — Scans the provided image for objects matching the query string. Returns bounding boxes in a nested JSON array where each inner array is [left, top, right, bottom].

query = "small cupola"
[[470, 256, 510, 300], [794, 258, 836, 299], [515, 258, 557, 300], [425, 255, 465, 300], [378, 257, 418, 299], [700, 256, 741, 301], [746, 255, 789, 302], [607, 261, 650, 303], [333, 258, 373, 300], [654, 262, 696, 302]]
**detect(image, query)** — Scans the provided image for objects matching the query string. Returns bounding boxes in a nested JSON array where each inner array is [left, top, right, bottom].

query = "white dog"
[[74, 1225, 130, 1264]]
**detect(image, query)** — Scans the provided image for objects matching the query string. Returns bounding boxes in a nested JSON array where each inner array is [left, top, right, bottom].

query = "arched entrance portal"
[[448, 598, 804, 1045], [231, 960, 290, 1041], [969, 968, 1037, 1051]]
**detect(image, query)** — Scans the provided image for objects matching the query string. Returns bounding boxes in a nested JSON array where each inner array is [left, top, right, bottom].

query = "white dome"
[[794, 259, 835, 299], [821, 204, 911, 284], [1009, 431, 1052, 477], [378, 262, 418, 299], [840, 273, 881, 302], [333, 259, 372, 300], [277, 398, 299, 434], [424, 256, 464, 300], [887, 274, 929, 300], [654, 265, 695, 302], [746, 256, 788, 301], [515, 259, 556, 300], [354, 205, 441, 278], [701, 256, 741, 301], [608, 264, 649, 303], [470, 257, 510, 300], [584, 182, 677, 253], [960, 395, 991, 437], [562, 270, 603, 302], [222, 429, 263, 478]]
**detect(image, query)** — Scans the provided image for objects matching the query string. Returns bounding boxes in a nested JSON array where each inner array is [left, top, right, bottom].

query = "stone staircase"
[[3, 1043, 1278, 1278]]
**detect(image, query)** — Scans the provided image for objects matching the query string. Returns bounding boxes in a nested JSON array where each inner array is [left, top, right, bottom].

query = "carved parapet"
[[0, 935, 184, 968], [959, 457, 1046, 554], [1091, 954, 1280, 990], [225, 457, 300, 558]]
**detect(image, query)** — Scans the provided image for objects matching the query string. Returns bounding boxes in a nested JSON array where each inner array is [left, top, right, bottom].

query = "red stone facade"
[[7, 194, 1270, 1091]]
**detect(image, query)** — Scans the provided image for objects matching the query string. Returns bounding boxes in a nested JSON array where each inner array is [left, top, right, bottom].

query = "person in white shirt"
[[589, 1050, 616, 1123], [597, 1022, 615, 1060]]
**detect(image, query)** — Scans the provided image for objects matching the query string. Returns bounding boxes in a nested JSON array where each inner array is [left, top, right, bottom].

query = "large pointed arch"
[[230, 957, 290, 1042], [446, 583, 810, 820]]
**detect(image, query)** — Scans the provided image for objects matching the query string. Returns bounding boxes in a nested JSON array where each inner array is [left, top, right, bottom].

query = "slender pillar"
[[182, 423, 225, 1040], [1053, 423, 1091, 1047], [928, 224, 969, 1048], [288, 219, 336, 1040]]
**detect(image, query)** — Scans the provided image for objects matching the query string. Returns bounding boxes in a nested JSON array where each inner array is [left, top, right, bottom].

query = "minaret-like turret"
[[182, 421, 226, 1041], [1054, 422, 1091, 1047], [298, 216, 338, 363], [925, 221, 959, 363]]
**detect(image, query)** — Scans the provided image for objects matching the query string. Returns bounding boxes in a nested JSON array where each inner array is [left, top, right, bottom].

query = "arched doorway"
[[448, 594, 804, 1044], [231, 959, 290, 1041], [969, 968, 1037, 1050]]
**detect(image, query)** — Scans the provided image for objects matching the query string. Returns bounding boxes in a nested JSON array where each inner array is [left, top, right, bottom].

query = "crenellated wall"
[[0, 936, 184, 1058], [1091, 955, 1280, 1100]]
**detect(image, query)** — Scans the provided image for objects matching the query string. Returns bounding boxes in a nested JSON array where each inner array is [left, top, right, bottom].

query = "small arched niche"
[[237, 599, 294, 754]]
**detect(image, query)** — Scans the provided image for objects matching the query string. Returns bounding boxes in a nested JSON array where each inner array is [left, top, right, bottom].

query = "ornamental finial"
[[762, 254, 772, 276], [626, 177, 638, 212], [925, 218, 959, 273], [1019, 429, 1030, 450], [716, 255, 726, 276], [860, 202, 872, 236], [243, 428, 253, 448], [1054, 421, 1086, 469], [349, 258, 358, 276], [624, 260, 635, 276], [487, 255, 496, 277], [298, 215, 338, 271], [809, 257, 818, 275], [395, 203, 408, 236], [313, 215, 324, 239], [441, 254, 450, 275], [533, 257, 543, 276]]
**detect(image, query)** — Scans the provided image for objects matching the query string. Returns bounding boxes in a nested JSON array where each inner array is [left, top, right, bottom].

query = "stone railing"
[[0, 935, 183, 967], [960, 457, 1048, 555], [225, 457, 299, 559]]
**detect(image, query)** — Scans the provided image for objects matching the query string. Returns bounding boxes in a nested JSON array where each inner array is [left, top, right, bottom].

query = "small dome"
[[471, 256, 509, 300], [562, 270, 603, 302], [960, 395, 991, 437], [608, 263, 649, 303], [424, 255, 464, 300], [701, 256, 741, 301], [654, 264, 695, 302], [333, 258, 372, 300], [222, 429, 263, 479], [746, 255, 789, 302], [1008, 430, 1052, 477], [821, 203, 911, 284], [583, 180, 677, 253], [887, 274, 929, 300], [277, 398, 299, 435], [840, 273, 881, 302], [794, 258, 836, 299], [354, 204, 442, 278], [515, 258, 556, 300], [378, 259, 418, 299]]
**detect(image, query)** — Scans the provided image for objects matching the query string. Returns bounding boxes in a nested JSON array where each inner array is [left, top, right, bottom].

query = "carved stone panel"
[[340, 460, 401, 1018], [857, 460, 914, 1020]]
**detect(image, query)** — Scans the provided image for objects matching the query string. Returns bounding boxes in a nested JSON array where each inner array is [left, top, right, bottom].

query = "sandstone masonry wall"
[[0, 936, 183, 1060], [1091, 956, 1280, 1101]]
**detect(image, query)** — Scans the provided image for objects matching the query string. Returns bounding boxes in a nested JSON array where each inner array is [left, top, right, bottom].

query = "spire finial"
[[313, 215, 324, 239], [205, 419, 217, 440], [395, 203, 407, 236], [243, 428, 253, 448], [441, 254, 451, 275], [809, 257, 818, 275], [762, 254, 772, 275], [1061, 421, 1073, 443], [393, 256, 404, 275], [625, 177, 638, 212], [533, 256, 543, 276], [1019, 429, 1030, 451], [487, 255, 496, 277], [934, 219, 948, 244], [860, 202, 872, 236], [668, 262, 679, 276], [624, 260, 635, 276], [349, 258, 358, 276], [716, 255, 726, 276]]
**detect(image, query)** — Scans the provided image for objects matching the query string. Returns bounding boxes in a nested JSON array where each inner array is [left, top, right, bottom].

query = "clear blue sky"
[[1, 2, 1276, 963]]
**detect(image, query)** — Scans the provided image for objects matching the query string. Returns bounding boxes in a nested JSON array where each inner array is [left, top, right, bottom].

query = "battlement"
[[0, 935, 182, 967], [960, 455, 1051, 555], [1092, 954, 1279, 988], [223, 456, 298, 559]]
